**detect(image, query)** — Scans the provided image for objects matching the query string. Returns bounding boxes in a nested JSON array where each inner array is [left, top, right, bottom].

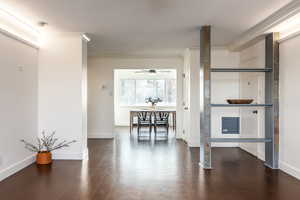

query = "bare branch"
[[21, 131, 76, 153]]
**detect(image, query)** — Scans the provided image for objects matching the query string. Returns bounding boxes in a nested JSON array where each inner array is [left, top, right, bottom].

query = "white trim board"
[[228, 1, 300, 51], [82, 148, 89, 160], [52, 149, 89, 160], [278, 29, 300, 43], [238, 146, 300, 180], [88, 132, 114, 139], [188, 141, 200, 148], [0, 28, 39, 49], [280, 161, 300, 180], [52, 153, 83, 160], [211, 143, 239, 147], [0, 155, 35, 182], [188, 142, 238, 148]]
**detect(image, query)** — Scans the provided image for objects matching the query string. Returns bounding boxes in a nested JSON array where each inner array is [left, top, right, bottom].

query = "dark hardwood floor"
[[1, 128, 300, 200]]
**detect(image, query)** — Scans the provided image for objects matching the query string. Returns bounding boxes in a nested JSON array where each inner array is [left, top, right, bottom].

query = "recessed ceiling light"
[[82, 33, 91, 42]]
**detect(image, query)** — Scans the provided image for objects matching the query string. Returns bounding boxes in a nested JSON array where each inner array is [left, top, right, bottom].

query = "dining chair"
[[153, 111, 169, 139], [137, 111, 152, 139]]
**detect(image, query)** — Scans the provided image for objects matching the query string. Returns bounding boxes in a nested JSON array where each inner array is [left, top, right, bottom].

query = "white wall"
[[211, 49, 240, 147], [183, 48, 240, 147], [0, 33, 38, 181], [239, 40, 266, 159], [88, 56, 183, 139], [185, 49, 200, 147], [38, 32, 88, 160], [279, 35, 300, 179], [182, 49, 191, 142]]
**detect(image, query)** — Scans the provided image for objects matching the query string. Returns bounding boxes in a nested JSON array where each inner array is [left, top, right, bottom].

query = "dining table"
[[129, 108, 176, 134]]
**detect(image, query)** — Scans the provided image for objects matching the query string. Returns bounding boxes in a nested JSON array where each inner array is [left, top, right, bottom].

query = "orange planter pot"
[[36, 152, 52, 165]]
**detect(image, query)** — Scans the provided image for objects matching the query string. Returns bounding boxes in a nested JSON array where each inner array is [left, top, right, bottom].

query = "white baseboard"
[[82, 148, 89, 160], [88, 132, 114, 139], [188, 143, 239, 148], [238, 148, 300, 180], [280, 161, 300, 180], [211, 143, 239, 147], [52, 153, 83, 160], [188, 141, 200, 147], [52, 148, 89, 160], [0, 154, 35, 182], [257, 151, 265, 161], [175, 135, 182, 140], [239, 145, 257, 157]]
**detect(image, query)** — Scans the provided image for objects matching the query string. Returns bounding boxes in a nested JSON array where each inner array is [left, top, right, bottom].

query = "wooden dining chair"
[[137, 111, 152, 139], [153, 111, 169, 139]]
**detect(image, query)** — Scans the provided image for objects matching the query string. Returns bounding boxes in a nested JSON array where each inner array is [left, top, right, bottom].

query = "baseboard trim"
[[188, 142, 239, 148], [257, 152, 265, 161], [52, 153, 82, 160], [280, 161, 300, 180], [0, 154, 35, 182], [239, 146, 257, 157], [188, 142, 200, 147], [211, 143, 239, 147], [82, 148, 89, 161], [88, 132, 114, 139]]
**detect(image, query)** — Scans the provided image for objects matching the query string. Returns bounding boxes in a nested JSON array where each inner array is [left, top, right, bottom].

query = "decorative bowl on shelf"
[[226, 99, 254, 104]]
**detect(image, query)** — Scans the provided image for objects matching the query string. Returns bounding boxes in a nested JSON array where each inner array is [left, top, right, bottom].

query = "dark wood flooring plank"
[[1, 128, 300, 200]]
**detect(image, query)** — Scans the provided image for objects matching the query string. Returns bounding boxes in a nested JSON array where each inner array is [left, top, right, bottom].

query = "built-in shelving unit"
[[199, 26, 280, 169]]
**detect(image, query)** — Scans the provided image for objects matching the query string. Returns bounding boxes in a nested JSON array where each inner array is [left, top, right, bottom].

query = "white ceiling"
[[0, 0, 292, 56]]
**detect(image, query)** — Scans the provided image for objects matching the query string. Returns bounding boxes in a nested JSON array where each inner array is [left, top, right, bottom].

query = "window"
[[120, 79, 176, 106], [120, 80, 135, 105]]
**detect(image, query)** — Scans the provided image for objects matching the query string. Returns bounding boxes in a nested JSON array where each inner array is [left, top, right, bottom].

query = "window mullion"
[[134, 79, 137, 105], [165, 80, 167, 104], [155, 80, 157, 97]]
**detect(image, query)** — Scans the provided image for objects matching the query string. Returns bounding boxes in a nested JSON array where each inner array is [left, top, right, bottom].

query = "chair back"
[[154, 112, 169, 122], [137, 111, 152, 123]]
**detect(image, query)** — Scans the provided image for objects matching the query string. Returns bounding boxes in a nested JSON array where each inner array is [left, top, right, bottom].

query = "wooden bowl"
[[226, 99, 254, 104]]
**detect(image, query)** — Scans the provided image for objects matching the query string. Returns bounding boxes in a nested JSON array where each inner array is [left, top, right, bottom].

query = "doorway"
[[113, 69, 178, 134]]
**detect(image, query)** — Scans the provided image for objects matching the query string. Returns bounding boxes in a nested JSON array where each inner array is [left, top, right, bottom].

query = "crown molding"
[[0, 28, 39, 49], [228, 1, 300, 51], [278, 29, 300, 43], [0, 6, 40, 48]]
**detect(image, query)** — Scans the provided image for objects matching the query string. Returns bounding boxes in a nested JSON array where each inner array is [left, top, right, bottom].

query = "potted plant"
[[21, 131, 76, 165], [145, 97, 163, 108]]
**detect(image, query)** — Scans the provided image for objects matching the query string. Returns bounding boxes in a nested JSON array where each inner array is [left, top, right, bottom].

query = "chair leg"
[[166, 124, 169, 139]]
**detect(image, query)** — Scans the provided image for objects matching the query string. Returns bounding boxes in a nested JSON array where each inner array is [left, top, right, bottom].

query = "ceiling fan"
[[134, 69, 172, 74]]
